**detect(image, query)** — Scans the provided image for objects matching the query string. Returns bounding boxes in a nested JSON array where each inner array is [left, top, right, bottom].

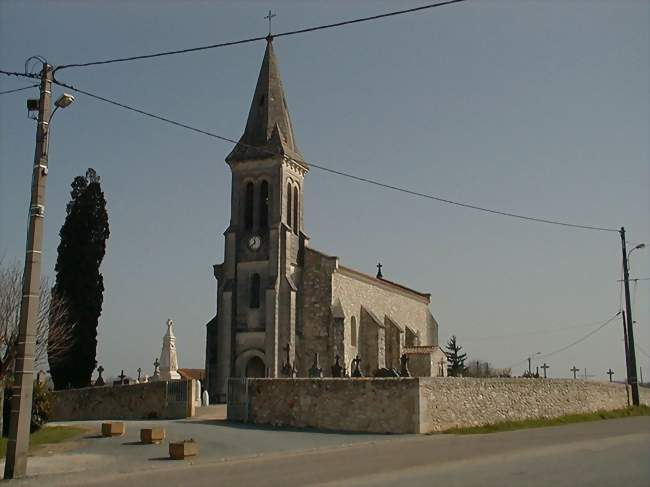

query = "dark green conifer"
[[50, 169, 109, 389]]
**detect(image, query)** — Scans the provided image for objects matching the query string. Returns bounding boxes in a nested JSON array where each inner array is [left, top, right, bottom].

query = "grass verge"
[[0, 426, 88, 456], [443, 405, 650, 434]]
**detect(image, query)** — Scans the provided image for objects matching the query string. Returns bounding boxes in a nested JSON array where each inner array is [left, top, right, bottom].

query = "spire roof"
[[227, 38, 304, 164]]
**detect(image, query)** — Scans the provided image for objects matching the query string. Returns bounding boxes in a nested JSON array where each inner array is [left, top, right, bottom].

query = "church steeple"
[[227, 37, 304, 163]]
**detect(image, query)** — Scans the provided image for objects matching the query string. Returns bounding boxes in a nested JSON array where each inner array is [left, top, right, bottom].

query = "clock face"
[[248, 235, 262, 251]]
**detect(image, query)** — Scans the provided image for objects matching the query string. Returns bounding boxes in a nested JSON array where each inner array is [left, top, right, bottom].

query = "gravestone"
[[331, 355, 346, 378], [202, 389, 210, 406], [399, 354, 411, 378], [351, 355, 363, 378], [308, 353, 323, 378], [95, 365, 106, 386]]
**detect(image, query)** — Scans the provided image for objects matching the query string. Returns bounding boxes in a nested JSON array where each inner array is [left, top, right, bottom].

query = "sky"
[[0, 1, 648, 382]]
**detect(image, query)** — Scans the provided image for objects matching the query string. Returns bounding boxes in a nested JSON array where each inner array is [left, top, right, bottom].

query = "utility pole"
[[4, 63, 52, 479], [621, 310, 631, 384], [620, 227, 639, 406]]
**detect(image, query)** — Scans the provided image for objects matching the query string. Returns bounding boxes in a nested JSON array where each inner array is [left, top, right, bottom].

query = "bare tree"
[[0, 258, 75, 432]]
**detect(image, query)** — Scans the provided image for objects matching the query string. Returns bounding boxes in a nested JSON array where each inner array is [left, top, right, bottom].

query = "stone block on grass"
[[169, 439, 198, 460], [101, 422, 125, 437], [140, 427, 166, 444]]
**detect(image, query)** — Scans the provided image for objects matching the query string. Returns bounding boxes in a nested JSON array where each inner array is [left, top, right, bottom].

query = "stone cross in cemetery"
[[400, 353, 411, 378], [331, 355, 346, 378], [137, 367, 142, 383], [159, 319, 181, 380], [352, 355, 363, 377], [152, 358, 161, 380], [570, 366, 580, 379], [95, 365, 105, 386], [376, 262, 383, 279], [308, 352, 323, 378], [540, 363, 550, 379], [114, 369, 127, 386], [607, 369, 614, 382], [281, 343, 297, 378]]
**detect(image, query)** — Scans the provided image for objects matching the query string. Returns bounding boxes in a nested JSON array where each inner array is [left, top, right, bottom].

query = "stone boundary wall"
[[240, 378, 421, 434], [232, 378, 649, 434], [50, 380, 196, 421], [419, 378, 650, 432]]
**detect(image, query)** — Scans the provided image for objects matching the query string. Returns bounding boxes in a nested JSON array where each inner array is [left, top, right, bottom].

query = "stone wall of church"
[[332, 268, 438, 374], [300, 248, 440, 377], [298, 248, 337, 375]]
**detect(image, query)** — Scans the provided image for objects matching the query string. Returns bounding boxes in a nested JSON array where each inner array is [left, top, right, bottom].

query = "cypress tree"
[[445, 335, 467, 377], [49, 168, 109, 389]]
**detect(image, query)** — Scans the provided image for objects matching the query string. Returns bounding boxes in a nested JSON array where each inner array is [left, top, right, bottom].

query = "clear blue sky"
[[1, 1, 648, 381]]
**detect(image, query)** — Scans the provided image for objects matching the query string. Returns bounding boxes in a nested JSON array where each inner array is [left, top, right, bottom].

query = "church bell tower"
[[206, 38, 308, 402]]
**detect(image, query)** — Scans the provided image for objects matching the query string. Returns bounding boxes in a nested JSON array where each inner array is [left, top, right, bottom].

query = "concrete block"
[[169, 440, 198, 460], [140, 427, 165, 444], [101, 422, 125, 437]]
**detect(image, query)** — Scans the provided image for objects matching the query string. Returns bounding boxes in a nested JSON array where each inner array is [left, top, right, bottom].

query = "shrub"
[[30, 382, 51, 432]]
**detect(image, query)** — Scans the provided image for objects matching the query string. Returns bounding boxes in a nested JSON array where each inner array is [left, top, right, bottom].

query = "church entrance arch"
[[245, 356, 266, 378], [235, 349, 267, 378]]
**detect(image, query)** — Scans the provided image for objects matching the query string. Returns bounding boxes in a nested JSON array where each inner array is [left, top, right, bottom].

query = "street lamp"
[[4, 64, 75, 480], [54, 93, 74, 109]]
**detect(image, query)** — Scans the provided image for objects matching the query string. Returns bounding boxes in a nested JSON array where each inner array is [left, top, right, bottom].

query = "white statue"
[[159, 318, 181, 380]]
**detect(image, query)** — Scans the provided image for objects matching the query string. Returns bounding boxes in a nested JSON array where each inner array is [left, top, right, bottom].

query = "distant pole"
[[571, 366, 580, 379], [607, 369, 614, 382], [620, 227, 640, 405], [541, 363, 549, 379], [640, 367, 643, 385], [4, 63, 53, 479]]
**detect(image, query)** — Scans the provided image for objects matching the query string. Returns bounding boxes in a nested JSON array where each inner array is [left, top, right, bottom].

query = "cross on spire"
[[570, 366, 580, 379], [264, 10, 277, 36], [540, 363, 549, 379], [607, 369, 614, 382]]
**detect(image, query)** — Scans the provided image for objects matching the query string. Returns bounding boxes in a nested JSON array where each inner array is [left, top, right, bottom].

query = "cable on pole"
[[0, 84, 40, 95], [0, 70, 42, 80], [505, 312, 621, 370], [51, 76, 619, 234], [53, 0, 467, 72]]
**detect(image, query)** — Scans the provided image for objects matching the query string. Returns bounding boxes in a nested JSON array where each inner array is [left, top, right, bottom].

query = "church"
[[205, 37, 446, 403]]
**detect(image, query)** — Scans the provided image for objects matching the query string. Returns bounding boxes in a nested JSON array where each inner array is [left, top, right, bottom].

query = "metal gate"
[[227, 378, 249, 421]]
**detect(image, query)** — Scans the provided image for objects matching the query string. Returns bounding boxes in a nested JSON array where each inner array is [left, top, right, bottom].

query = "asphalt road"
[[8, 416, 650, 486]]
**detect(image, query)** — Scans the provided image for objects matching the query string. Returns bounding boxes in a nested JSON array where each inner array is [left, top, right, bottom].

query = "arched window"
[[351, 316, 357, 347], [244, 182, 254, 230], [259, 181, 269, 229], [286, 183, 292, 228], [293, 187, 299, 234], [250, 273, 261, 309]]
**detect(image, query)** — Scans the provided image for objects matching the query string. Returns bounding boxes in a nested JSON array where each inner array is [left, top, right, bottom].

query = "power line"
[[505, 312, 620, 370], [460, 317, 613, 343], [0, 70, 41, 80], [0, 84, 39, 95], [537, 313, 620, 360], [50, 77, 620, 233], [53, 0, 466, 72]]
